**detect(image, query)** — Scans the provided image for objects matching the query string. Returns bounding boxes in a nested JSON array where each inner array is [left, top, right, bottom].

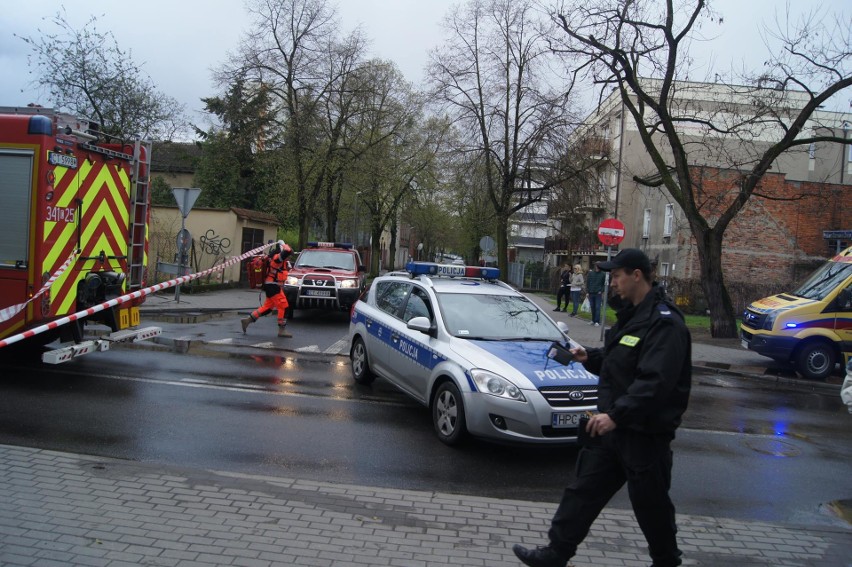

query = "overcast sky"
[[1, 0, 848, 127]]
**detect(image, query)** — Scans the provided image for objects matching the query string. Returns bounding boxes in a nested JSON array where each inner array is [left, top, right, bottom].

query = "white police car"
[[348, 262, 599, 446]]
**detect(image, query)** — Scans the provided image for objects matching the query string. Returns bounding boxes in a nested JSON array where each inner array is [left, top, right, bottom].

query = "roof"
[[230, 207, 278, 225], [511, 236, 546, 248], [152, 205, 278, 226]]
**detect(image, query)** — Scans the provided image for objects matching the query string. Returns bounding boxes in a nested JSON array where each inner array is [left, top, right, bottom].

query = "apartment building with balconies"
[[567, 79, 851, 286]]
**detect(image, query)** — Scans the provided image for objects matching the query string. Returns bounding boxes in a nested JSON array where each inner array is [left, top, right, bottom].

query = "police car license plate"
[[305, 289, 332, 297], [551, 412, 583, 428]]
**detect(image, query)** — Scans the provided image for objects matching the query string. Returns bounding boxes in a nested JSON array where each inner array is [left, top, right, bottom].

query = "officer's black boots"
[[512, 544, 568, 567]]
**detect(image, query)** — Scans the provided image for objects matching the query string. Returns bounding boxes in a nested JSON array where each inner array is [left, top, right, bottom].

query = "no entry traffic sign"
[[597, 218, 625, 246]]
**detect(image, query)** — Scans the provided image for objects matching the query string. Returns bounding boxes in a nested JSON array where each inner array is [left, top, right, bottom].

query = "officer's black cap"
[[597, 248, 652, 275]]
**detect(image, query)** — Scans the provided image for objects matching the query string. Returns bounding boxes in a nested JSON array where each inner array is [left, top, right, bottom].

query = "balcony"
[[545, 234, 606, 255], [577, 136, 611, 161]]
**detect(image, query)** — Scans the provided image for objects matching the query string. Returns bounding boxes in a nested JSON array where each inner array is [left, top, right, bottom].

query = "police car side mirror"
[[407, 316, 434, 336]]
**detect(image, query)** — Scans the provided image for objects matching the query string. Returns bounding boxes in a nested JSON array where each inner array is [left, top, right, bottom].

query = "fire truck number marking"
[[47, 151, 79, 169], [46, 206, 76, 223]]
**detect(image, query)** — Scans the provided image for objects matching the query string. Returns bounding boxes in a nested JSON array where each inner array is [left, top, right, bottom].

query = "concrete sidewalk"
[[1, 443, 849, 567]]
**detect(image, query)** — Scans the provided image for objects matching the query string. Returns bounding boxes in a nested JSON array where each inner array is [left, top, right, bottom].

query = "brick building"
[[679, 167, 850, 285], [563, 79, 851, 289]]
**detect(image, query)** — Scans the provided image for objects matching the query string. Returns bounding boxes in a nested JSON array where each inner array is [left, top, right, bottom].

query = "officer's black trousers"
[[548, 430, 682, 567]]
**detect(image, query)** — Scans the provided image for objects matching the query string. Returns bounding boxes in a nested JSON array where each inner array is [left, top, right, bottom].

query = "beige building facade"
[[148, 206, 279, 285]]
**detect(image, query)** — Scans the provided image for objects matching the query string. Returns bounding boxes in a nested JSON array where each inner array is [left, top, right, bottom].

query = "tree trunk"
[[695, 229, 739, 338], [496, 213, 509, 280], [388, 217, 398, 271], [298, 194, 311, 250], [369, 226, 383, 276]]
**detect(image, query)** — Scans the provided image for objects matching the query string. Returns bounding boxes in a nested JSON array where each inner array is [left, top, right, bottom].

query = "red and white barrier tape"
[[0, 250, 79, 324], [0, 243, 269, 349]]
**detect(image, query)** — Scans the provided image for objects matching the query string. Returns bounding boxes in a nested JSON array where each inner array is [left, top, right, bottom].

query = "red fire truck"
[[0, 106, 160, 362]]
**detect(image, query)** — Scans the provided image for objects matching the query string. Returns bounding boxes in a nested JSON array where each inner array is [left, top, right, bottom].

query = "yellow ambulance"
[[740, 246, 852, 380]]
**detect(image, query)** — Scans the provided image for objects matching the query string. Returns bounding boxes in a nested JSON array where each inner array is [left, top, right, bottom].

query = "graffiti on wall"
[[199, 229, 232, 256]]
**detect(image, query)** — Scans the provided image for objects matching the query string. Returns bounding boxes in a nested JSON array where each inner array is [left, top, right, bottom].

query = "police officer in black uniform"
[[513, 248, 691, 567]]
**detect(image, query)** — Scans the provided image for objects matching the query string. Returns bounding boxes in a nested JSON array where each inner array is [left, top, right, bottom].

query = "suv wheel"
[[795, 341, 836, 380], [432, 381, 466, 446], [350, 337, 375, 384]]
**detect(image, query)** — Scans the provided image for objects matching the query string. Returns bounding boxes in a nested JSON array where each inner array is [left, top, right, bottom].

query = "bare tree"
[[428, 0, 579, 279], [219, 0, 345, 246], [549, 0, 852, 337], [17, 8, 186, 142], [349, 62, 446, 274]]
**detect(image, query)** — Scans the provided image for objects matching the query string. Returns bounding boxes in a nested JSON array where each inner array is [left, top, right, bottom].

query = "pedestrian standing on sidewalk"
[[513, 248, 691, 567], [554, 263, 571, 312], [568, 264, 584, 316], [586, 262, 606, 326]]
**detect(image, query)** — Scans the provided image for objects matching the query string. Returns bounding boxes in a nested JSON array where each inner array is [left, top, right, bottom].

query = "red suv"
[[283, 242, 367, 317]]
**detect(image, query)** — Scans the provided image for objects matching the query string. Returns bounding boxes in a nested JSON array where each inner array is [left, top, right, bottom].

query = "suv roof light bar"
[[306, 241, 353, 249]]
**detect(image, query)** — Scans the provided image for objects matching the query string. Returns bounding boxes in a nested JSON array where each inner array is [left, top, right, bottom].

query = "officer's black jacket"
[[582, 284, 691, 435]]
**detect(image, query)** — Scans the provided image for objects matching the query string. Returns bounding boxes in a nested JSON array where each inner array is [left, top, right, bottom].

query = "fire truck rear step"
[[41, 327, 162, 364]]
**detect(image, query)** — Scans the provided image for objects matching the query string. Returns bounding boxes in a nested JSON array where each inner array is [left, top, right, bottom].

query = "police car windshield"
[[792, 262, 852, 300], [436, 292, 563, 340], [296, 250, 355, 271]]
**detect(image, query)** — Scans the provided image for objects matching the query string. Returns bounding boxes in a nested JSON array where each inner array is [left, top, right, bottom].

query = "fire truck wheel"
[[0, 334, 54, 364], [795, 340, 836, 380]]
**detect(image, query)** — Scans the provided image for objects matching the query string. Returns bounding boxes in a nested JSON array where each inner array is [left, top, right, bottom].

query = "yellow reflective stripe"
[[45, 159, 132, 314], [42, 221, 76, 268]]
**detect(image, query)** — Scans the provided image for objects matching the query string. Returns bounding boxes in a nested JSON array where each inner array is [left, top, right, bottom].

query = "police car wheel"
[[795, 341, 836, 380], [432, 381, 466, 446], [350, 337, 376, 385]]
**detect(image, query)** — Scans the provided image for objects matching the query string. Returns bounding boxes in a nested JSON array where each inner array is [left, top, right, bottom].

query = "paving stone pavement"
[[1, 444, 849, 567]]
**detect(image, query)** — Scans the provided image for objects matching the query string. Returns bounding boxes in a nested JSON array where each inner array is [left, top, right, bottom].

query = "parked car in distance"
[[348, 261, 599, 446]]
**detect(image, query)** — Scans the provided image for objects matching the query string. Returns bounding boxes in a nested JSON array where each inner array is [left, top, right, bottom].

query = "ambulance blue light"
[[785, 322, 799, 329], [406, 261, 500, 280]]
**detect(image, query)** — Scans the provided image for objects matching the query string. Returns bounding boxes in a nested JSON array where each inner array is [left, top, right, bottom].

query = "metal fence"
[[508, 263, 793, 315], [507, 262, 559, 293]]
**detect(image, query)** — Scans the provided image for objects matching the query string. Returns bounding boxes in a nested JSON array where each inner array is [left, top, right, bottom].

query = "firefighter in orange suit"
[[241, 241, 293, 338]]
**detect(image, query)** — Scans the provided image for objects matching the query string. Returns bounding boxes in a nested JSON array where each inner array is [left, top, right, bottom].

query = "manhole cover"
[[743, 437, 801, 457]]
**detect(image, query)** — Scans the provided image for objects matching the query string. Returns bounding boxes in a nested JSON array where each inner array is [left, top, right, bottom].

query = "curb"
[[692, 361, 841, 393]]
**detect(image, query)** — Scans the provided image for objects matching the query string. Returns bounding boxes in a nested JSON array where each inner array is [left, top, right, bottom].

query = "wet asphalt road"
[[0, 319, 849, 529]]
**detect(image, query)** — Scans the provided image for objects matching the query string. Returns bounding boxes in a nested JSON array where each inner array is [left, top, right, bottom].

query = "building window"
[[660, 262, 670, 277], [643, 208, 651, 238], [663, 204, 674, 237]]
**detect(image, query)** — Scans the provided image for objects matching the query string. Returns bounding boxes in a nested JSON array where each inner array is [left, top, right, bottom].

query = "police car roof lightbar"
[[406, 261, 500, 280], [307, 241, 353, 249]]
